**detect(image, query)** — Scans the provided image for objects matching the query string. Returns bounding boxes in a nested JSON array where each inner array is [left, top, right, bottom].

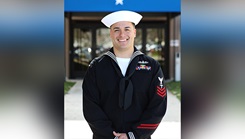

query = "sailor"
[[82, 10, 167, 139]]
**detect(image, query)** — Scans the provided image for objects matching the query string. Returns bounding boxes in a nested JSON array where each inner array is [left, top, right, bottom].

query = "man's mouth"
[[118, 38, 128, 42]]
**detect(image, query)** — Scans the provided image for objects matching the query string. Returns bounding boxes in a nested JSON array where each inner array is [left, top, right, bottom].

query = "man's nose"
[[119, 30, 126, 36]]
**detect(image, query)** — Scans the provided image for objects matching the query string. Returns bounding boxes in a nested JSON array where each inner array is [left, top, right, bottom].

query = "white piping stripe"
[[105, 51, 118, 63], [129, 51, 143, 63], [128, 132, 135, 139]]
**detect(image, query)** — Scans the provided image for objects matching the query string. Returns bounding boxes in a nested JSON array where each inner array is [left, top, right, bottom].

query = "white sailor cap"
[[101, 10, 143, 28]]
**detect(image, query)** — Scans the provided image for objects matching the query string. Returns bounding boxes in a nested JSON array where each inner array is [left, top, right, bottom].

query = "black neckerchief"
[[104, 47, 143, 110]]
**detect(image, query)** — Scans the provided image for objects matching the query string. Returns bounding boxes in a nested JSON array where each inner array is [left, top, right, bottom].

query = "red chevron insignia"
[[157, 86, 166, 98]]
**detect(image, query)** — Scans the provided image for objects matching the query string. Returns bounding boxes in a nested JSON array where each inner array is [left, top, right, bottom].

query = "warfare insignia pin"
[[138, 61, 149, 64]]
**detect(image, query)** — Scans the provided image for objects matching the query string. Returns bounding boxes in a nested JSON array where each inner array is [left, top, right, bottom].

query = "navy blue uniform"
[[82, 47, 167, 139]]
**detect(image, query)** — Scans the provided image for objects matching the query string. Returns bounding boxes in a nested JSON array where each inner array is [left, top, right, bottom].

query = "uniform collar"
[[104, 47, 143, 64]]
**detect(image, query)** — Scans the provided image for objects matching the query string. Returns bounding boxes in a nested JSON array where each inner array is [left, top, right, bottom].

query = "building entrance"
[[70, 22, 169, 79]]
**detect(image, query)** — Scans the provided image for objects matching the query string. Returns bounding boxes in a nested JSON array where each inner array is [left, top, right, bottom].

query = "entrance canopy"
[[65, 0, 180, 12]]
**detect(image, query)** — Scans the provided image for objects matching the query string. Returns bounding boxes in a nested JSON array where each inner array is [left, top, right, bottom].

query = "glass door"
[[71, 28, 92, 78], [146, 28, 165, 61], [146, 27, 168, 79], [96, 28, 111, 57]]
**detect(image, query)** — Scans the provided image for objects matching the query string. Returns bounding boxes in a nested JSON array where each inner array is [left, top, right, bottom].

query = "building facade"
[[65, 0, 180, 80]]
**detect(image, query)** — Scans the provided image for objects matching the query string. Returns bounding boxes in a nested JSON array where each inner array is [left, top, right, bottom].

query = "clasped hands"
[[113, 131, 128, 139]]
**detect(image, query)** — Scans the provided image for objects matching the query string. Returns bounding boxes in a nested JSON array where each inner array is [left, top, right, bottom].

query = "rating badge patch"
[[156, 77, 166, 98]]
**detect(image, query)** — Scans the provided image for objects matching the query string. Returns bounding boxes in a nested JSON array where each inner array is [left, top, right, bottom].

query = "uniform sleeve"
[[82, 62, 114, 138], [131, 62, 167, 139]]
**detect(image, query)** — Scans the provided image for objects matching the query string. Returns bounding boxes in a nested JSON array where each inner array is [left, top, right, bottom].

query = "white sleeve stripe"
[[128, 132, 135, 139]]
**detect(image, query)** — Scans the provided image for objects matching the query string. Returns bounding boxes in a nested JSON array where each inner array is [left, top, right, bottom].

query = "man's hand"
[[113, 131, 128, 139]]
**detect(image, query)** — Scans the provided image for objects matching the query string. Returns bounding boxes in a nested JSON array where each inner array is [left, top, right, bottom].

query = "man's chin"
[[119, 46, 130, 49]]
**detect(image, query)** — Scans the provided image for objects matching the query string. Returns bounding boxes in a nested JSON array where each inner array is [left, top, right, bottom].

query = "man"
[[82, 10, 167, 139]]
